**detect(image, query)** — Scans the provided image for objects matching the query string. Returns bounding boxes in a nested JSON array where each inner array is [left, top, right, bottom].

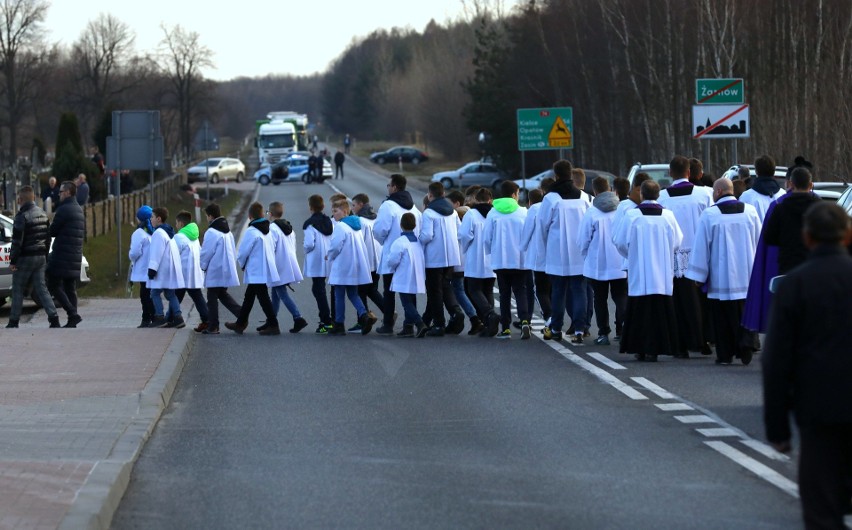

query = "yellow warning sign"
[[548, 116, 572, 147]]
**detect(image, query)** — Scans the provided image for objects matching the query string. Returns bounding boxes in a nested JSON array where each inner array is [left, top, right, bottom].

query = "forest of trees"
[[2, 0, 851, 183]]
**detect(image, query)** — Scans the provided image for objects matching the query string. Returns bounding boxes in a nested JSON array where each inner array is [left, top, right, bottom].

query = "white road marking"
[[740, 439, 792, 462], [696, 427, 740, 437], [674, 415, 717, 424], [552, 349, 647, 400], [586, 352, 627, 370], [326, 181, 345, 196], [630, 377, 676, 399], [704, 441, 799, 498], [655, 403, 695, 412]]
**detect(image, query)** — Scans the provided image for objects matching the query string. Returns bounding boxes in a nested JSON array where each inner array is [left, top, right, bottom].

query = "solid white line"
[[655, 403, 695, 412], [630, 377, 675, 399], [552, 348, 647, 400], [740, 439, 792, 462], [326, 181, 344, 195], [674, 415, 717, 424], [696, 427, 740, 437], [704, 441, 799, 498], [586, 352, 627, 370]]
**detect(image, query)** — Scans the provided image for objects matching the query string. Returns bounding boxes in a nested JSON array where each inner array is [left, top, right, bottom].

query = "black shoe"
[[468, 316, 485, 336], [701, 342, 714, 356], [5, 319, 19, 328], [256, 320, 271, 332], [171, 315, 186, 329], [520, 321, 531, 340], [328, 323, 346, 336], [445, 312, 465, 335], [138, 319, 152, 329], [375, 324, 394, 335], [485, 312, 499, 337], [425, 325, 445, 337], [150, 316, 168, 328], [49, 316, 61, 328], [259, 324, 281, 335], [359, 311, 378, 335], [290, 317, 308, 333], [415, 323, 429, 338], [739, 347, 754, 366], [397, 325, 415, 338], [63, 314, 82, 328], [715, 358, 732, 366]]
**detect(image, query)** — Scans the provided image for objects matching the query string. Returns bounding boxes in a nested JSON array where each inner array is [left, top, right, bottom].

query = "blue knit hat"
[[137, 205, 154, 234]]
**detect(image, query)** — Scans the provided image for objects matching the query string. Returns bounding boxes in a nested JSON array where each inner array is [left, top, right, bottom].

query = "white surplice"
[[613, 202, 683, 296]]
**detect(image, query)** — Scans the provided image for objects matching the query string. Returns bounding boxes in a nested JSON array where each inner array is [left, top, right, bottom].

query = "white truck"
[[256, 120, 297, 166], [266, 111, 309, 151]]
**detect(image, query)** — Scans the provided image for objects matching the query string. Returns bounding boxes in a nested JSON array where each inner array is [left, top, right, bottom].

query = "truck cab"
[[256, 121, 297, 166]]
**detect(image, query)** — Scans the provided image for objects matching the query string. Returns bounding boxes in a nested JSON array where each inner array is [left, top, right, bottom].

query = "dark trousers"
[[138, 282, 155, 321], [311, 277, 331, 325], [237, 283, 276, 326], [798, 423, 852, 530], [673, 277, 705, 352], [589, 278, 627, 336], [206, 286, 241, 329], [708, 298, 753, 363], [533, 271, 552, 321], [335, 163, 344, 179], [176, 288, 209, 322], [358, 272, 384, 313], [381, 273, 397, 326], [398, 293, 422, 326], [424, 266, 460, 327], [495, 269, 530, 329], [48, 274, 78, 317], [466, 277, 495, 320]]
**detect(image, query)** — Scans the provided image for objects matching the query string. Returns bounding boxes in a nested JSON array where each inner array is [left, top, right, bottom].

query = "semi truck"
[[266, 111, 309, 151], [256, 120, 297, 166]]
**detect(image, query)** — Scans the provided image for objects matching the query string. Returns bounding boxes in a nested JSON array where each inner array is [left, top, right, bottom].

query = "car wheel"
[[440, 178, 454, 189], [236, 172, 244, 183], [376, 157, 386, 165], [259, 175, 270, 185], [411, 157, 421, 165], [211, 173, 220, 184]]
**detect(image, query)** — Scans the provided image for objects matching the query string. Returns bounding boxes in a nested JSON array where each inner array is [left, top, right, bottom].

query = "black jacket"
[[762, 245, 852, 443], [762, 192, 821, 274], [47, 196, 86, 278], [10, 202, 49, 265]]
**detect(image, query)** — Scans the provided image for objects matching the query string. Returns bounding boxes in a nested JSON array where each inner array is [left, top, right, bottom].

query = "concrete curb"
[[58, 329, 197, 530]]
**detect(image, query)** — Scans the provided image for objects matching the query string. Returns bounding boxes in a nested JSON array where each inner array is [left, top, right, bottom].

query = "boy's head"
[[571, 168, 586, 190], [329, 193, 347, 204], [308, 194, 324, 213], [268, 201, 284, 219], [388, 174, 406, 193], [352, 193, 369, 213], [248, 201, 264, 220], [474, 187, 493, 204], [552, 159, 574, 181], [613, 176, 630, 200], [500, 180, 520, 199], [427, 181, 444, 200], [447, 190, 465, 207], [540, 177, 556, 193], [152, 207, 168, 227], [528, 188, 544, 205], [640, 180, 661, 202], [331, 199, 350, 221], [175, 210, 192, 229], [669, 156, 690, 179], [205, 203, 221, 220], [400, 212, 416, 232], [630, 172, 652, 203], [592, 176, 610, 196]]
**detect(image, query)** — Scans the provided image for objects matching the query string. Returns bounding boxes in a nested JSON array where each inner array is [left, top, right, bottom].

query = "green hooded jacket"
[[178, 222, 200, 241], [492, 197, 520, 214]]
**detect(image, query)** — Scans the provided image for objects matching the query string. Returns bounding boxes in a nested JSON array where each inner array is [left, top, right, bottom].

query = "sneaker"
[[315, 324, 329, 335], [224, 321, 246, 334], [328, 323, 346, 336], [485, 312, 499, 337], [63, 314, 83, 328], [468, 317, 485, 336], [542, 328, 563, 341], [375, 324, 394, 335], [496, 329, 511, 339], [290, 317, 309, 334], [150, 316, 168, 328], [397, 325, 415, 338], [520, 321, 531, 340], [138, 319, 152, 329], [194, 322, 208, 333], [256, 320, 271, 332], [171, 316, 186, 329], [5, 319, 19, 328], [594, 335, 610, 346], [415, 322, 429, 338], [425, 325, 445, 337], [360, 311, 378, 335], [445, 312, 465, 335], [49, 316, 62, 328], [347, 323, 363, 334], [570, 333, 584, 346], [258, 324, 281, 335], [201, 327, 220, 335]]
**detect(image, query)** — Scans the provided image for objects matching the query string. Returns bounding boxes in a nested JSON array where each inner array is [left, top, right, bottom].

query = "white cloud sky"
[[45, 0, 521, 81]]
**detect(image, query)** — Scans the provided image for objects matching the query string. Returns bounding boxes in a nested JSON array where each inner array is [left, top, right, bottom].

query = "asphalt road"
[[112, 154, 803, 529]]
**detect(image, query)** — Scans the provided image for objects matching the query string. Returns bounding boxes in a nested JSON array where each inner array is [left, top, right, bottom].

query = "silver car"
[[186, 157, 246, 184], [431, 161, 508, 190]]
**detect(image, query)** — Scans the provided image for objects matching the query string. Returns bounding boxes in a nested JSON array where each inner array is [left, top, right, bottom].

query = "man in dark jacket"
[[47, 180, 86, 327], [6, 186, 60, 328], [333, 150, 345, 179], [763, 201, 852, 529], [762, 167, 822, 275], [40, 177, 60, 211]]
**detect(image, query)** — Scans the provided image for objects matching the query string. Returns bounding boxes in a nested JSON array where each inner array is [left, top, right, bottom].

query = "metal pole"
[[149, 113, 155, 207], [205, 121, 210, 201], [703, 140, 710, 175], [731, 139, 738, 168], [116, 113, 122, 278]]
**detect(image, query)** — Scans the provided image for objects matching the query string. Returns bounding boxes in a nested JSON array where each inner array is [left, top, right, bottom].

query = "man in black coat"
[[763, 201, 852, 529], [47, 180, 86, 327], [40, 176, 60, 211], [762, 167, 822, 274]]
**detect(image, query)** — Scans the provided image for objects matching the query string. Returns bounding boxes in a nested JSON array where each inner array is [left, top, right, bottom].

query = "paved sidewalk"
[[0, 298, 202, 529]]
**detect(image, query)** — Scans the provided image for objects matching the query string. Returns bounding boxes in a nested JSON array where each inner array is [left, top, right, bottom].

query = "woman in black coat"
[[47, 180, 86, 327]]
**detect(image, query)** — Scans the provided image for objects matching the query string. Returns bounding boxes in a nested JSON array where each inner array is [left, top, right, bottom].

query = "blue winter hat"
[[137, 205, 153, 221]]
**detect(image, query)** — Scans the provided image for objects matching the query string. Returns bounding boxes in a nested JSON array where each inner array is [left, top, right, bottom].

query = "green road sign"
[[517, 107, 573, 151], [695, 78, 745, 104]]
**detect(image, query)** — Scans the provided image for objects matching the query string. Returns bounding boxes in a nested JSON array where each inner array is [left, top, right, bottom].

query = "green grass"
[[82, 189, 248, 298]]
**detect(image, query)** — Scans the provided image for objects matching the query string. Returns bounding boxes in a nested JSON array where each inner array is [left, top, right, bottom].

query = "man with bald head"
[[686, 178, 762, 365]]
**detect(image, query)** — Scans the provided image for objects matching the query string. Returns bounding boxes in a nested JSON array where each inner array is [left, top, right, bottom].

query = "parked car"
[[514, 168, 617, 203], [431, 161, 508, 190], [627, 163, 673, 188], [186, 157, 246, 184], [253, 160, 291, 185], [721, 164, 789, 184], [369, 146, 429, 165], [0, 213, 91, 307], [837, 185, 852, 215], [285, 154, 333, 183]]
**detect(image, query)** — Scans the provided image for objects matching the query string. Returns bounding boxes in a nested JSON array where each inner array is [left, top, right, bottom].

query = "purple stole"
[[665, 180, 694, 197], [638, 202, 664, 215], [742, 192, 789, 332]]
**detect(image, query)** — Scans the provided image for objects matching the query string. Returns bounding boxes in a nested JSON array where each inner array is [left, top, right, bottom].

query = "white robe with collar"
[[386, 234, 426, 294], [269, 222, 303, 287], [147, 228, 185, 289], [613, 202, 683, 296], [538, 192, 590, 276], [577, 205, 626, 281], [739, 187, 786, 222], [237, 224, 279, 285], [200, 226, 240, 288], [458, 207, 494, 279], [658, 179, 713, 277], [327, 221, 372, 286], [520, 202, 546, 272], [374, 199, 422, 275], [174, 232, 204, 289], [128, 228, 151, 283]]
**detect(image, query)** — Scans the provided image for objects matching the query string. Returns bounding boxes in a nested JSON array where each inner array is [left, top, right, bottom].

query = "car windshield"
[[643, 168, 672, 187], [198, 159, 221, 167], [260, 134, 296, 149]]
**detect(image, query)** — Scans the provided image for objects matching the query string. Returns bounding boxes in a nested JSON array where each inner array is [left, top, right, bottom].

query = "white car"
[[627, 163, 673, 188], [284, 155, 333, 183], [186, 157, 246, 184], [0, 213, 91, 307], [514, 168, 617, 202]]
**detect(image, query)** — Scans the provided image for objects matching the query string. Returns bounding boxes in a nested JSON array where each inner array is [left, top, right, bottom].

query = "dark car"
[[369, 146, 429, 165]]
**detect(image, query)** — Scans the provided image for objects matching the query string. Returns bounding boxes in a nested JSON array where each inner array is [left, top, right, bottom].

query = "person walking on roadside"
[[199, 203, 241, 335], [343, 133, 351, 154], [129, 205, 155, 328], [520, 187, 551, 331], [352, 193, 385, 328], [460, 187, 496, 336], [173, 210, 210, 332], [385, 212, 426, 337], [334, 150, 345, 179], [47, 180, 86, 328], [5, 186, 60, 329], [762, 167, 822, 275], [266, 201, 308, 334], [763, 201, 852, 529], [147, 207, 185, 328], [226, 202, 280, 335], [303, 195, 334, 333]]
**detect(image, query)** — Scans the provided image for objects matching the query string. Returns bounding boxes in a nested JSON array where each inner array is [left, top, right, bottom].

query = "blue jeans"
[[151, 288, 181, 318], [334, 284, 367, 324], [398, 293, 423, 326], [271, 285, 302, 318], [549, 275, 587, 333], [451, 274, 476, 318]]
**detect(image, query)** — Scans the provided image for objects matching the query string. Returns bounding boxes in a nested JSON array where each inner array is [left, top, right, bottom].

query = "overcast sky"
[[45, 1, 520, 81]]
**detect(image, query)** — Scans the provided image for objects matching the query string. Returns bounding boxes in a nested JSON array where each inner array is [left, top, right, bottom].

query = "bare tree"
[[0, 0, 48, 166], [158, 24, 214, 159]]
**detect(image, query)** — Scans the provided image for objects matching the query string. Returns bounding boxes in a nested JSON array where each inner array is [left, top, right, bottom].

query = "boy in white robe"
[[303, 195, 334, 333], [199, 203, 241, 335], [129, 205, 155, 327], [460, 187, 496, 335], [147, 207, 185, 328], [266, 201, 308, 334], [353, 193, 385, 323], [173, 210, 209, 332], [385, 212, 426, 337], [739, 154, 786, 221], [686, 178, 762, 365]]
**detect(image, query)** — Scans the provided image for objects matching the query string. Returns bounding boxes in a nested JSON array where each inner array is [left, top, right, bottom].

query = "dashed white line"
[[704, 441, 799, 498], [696, 427, 740, 437], [552, 349, 648, 400], [740, 439, 791, 462], [630, 377, 676, 399], [674, 415, 717, 424], [586, 352, 627, 370], [655, 403, 695, 412]]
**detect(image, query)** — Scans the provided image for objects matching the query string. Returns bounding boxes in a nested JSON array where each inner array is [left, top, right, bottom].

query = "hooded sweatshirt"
[[420, 196, 461, 268], [751, 176, 781, 197], [356, 203, 377, 220], [238, 217, 278, 285], [492, 197, 520, 214], [579, 191, 626, 281], [303, 212, 334, 236], [273, 218, 293, 236], [178, 222, 199, 241], [426, 197, 455, 216], [549, 178, 582, 200], [484, 197, 526, 270], [472, 203, 493, 218], [340, 214, 362, 231], [387, 190, 415, 210], [209, 216, 230, 234], [175, 222, 203, 289], [248, 218, 270, 235], [592, 191, 619, 213], [157, 223, 176, 239]]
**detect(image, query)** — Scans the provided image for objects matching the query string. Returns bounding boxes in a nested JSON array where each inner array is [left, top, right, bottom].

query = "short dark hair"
[[474, 187, 493, 203], [500, 180, 519, 198], [633, 172, 652, 189], [571, 168, 586, 189], [528, 188, 544, 205], [737, 166, 751, 180], [205, 203, 221, 218], [153, 207, 168, 222], [175, 210, 192, 226], [592, 176, 610, 195], [464, 185, 481, 198], [268, 201, 284, 218], [248, 201, 264, 220], [613, 176, 630, 199], [552, 159, 574, 181], [669, 156, 690, 179], [754, 155, 776, 177], [352, 193, 369, 205], [428, 181, 445, 198], [804, 201, 851, 244], [540, 177, 556, 193], [400, 212, 416, 231], [790, 167, 813, 191], [447, 190, 465, 206], [308, 194, 324, 212], [640, 180, 660, 201], [389, 174, 406, 191], [689, 158, 703, 181], [61, 181, 77, 196]]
